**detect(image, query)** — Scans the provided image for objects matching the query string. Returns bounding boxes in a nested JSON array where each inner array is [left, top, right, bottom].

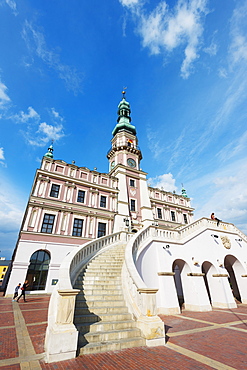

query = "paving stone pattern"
[[0, 294, 247, 369]]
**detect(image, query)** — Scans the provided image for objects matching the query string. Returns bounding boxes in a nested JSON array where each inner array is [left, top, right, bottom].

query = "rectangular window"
[[50, 184, 60, 198], [130, 179, 135, 187], [171, 211, 176, 222], [100, 195, 107, 208], [41, 214, 55, 233], [183, 214, 188, 224], [77, 190, 85, 203], [97, 222, 106, 238], [130, 199, 136, 212], [157, 208, 162, 219], [72, 218, 83, 237], [3, 267, 6, 272]]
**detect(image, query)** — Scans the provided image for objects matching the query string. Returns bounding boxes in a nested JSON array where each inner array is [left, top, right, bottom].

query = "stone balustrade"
[[45, 231, 127, 363]]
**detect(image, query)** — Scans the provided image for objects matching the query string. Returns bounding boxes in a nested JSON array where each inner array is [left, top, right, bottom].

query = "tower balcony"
[[107, 144, 142, 159]]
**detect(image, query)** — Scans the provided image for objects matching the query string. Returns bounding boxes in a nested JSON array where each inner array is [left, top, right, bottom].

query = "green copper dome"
[[112, 97, 136, 137], [181, 187, 188, 198], [44, 144, 54, 158]]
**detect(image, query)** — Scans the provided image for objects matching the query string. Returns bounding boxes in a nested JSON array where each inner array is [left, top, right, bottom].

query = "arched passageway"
[[26, 250, 51, 290], [224, 255, 245, 303]]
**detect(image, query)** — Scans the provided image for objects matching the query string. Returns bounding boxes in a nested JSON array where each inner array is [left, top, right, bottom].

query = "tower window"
[[157, 208, 162, 219], [72, 218, 83, 237], [77, 190, 85, 203], [130, 179, 135, 187], [97, 222, 106, 238], [50, 184, 60, 198], [41, 214, 55, 233], [130, 199, 136, 212], [100, 195, 107, 208], [183, 214, 188, 224], [171, 211, 176, 222]]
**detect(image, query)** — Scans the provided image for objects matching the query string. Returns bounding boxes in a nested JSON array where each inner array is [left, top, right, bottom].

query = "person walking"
[[13, 283, 21, 301], [17, 280, 29, 302]]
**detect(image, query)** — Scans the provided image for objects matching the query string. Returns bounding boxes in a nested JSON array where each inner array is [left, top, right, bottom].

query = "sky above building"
[[0, 0, 247, 259]]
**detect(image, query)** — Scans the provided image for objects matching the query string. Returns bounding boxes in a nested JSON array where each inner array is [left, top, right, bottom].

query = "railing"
[[122, 225, 166, 346], [45, 231, 127, 363], [121, 217, 247, 339], [107, 144, 141, 156]]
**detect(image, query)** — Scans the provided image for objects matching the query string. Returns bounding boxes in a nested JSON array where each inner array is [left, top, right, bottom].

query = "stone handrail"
[[155, 217, 247, 243], [45, 231, 127, 362], [122, 225, 166, 346]]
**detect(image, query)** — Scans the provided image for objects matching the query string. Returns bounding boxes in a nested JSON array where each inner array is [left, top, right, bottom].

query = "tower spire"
[[112, 91, 136, 137], [44, 142, 54, 159]]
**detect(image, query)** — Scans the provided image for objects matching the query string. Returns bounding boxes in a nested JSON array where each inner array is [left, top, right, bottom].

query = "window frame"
[[157, 208, 162, 219], [100, 195, 107, 208], [77, 189, 85, 203], [130, 179, 135, 187], [50, 184, 60, 198], [41, 214, 55, 234], [183, 214, 188, 224], [171, 211, 176, 222], [72, 218, 84, 237], [97, 222, 106, 238], [130, 199, 136, 212]]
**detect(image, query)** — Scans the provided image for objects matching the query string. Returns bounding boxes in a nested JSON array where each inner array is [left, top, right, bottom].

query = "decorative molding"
[[187, 273, 205, 276], [212, 274, 229, 277], [220, 236, 231, 249], [137, 288, 158, 294], [157, 272, 175, 276]]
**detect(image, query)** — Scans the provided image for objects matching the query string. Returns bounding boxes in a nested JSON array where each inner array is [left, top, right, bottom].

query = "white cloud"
[[120, 0, 208, 78], [203, 41, 217, 56], [0, 147, 4, 160], [191, 158, 247, 234], [0, 81, 11, 108], [119, 0, 140, 7], [229, 2, 247, 65], [5, 0, 17, 15], [217, 130, 247, 162], [22, 20, 82, 94], [51, 107, 63, 121], [148, 173, 178, 193], [11, 106, 40, 123], [218, 67, 228, 78]]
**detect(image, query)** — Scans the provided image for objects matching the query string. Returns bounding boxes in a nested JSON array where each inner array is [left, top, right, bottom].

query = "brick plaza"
[[0, 294, 246, 369]]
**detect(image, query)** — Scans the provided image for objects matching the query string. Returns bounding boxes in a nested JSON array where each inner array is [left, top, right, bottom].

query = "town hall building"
[[5, 93, 247, 362]]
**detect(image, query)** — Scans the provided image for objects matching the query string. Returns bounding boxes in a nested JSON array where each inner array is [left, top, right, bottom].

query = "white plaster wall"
[[135, 228, 247, 312], [6, 240, 80, 296]]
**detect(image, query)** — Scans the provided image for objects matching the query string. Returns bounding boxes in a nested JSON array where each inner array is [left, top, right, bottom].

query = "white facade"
[[6, 96, 247, 312]]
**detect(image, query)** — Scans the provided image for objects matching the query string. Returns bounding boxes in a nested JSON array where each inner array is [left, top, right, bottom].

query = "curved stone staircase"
[[73, 243, 146, 355]]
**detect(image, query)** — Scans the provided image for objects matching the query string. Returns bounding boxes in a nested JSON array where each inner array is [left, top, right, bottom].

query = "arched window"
[[26, 250, 50, 290]]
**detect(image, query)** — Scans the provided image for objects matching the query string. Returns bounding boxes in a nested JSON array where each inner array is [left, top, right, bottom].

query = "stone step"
[[75, 299, 125, 308], [77, 293, 123, 300], [79, 337, 145, 355], [76, 320, 138, 334], [75, 305, 129, 316], [79, 276, 122, 283], [80, 271, 121, 277], [82, 288, 122, 295], [74, 312, 132, 324], [81, 327, 142, 344], [85, 266, 122, 271]]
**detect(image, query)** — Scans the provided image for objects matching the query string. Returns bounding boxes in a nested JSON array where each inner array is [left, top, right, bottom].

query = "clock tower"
[[107, 92, 154, 232]]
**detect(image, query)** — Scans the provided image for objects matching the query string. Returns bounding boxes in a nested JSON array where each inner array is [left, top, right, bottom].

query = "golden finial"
[[122, 87, 127, 98]]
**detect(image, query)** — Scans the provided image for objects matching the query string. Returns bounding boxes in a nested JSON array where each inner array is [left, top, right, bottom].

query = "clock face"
[[111, 161, 115, 169], [127, 158, 136, 168]]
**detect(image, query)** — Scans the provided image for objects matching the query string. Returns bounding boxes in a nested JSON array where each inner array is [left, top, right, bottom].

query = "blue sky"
[[1, 0, 247, 259]]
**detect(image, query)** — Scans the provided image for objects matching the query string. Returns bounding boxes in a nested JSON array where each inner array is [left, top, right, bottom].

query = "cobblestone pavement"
[[0, 294, 247, 369]]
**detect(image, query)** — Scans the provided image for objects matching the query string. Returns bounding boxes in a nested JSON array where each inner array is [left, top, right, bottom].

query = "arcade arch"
[[224, 255, 246, 303], [25, 250, 51, 290]]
